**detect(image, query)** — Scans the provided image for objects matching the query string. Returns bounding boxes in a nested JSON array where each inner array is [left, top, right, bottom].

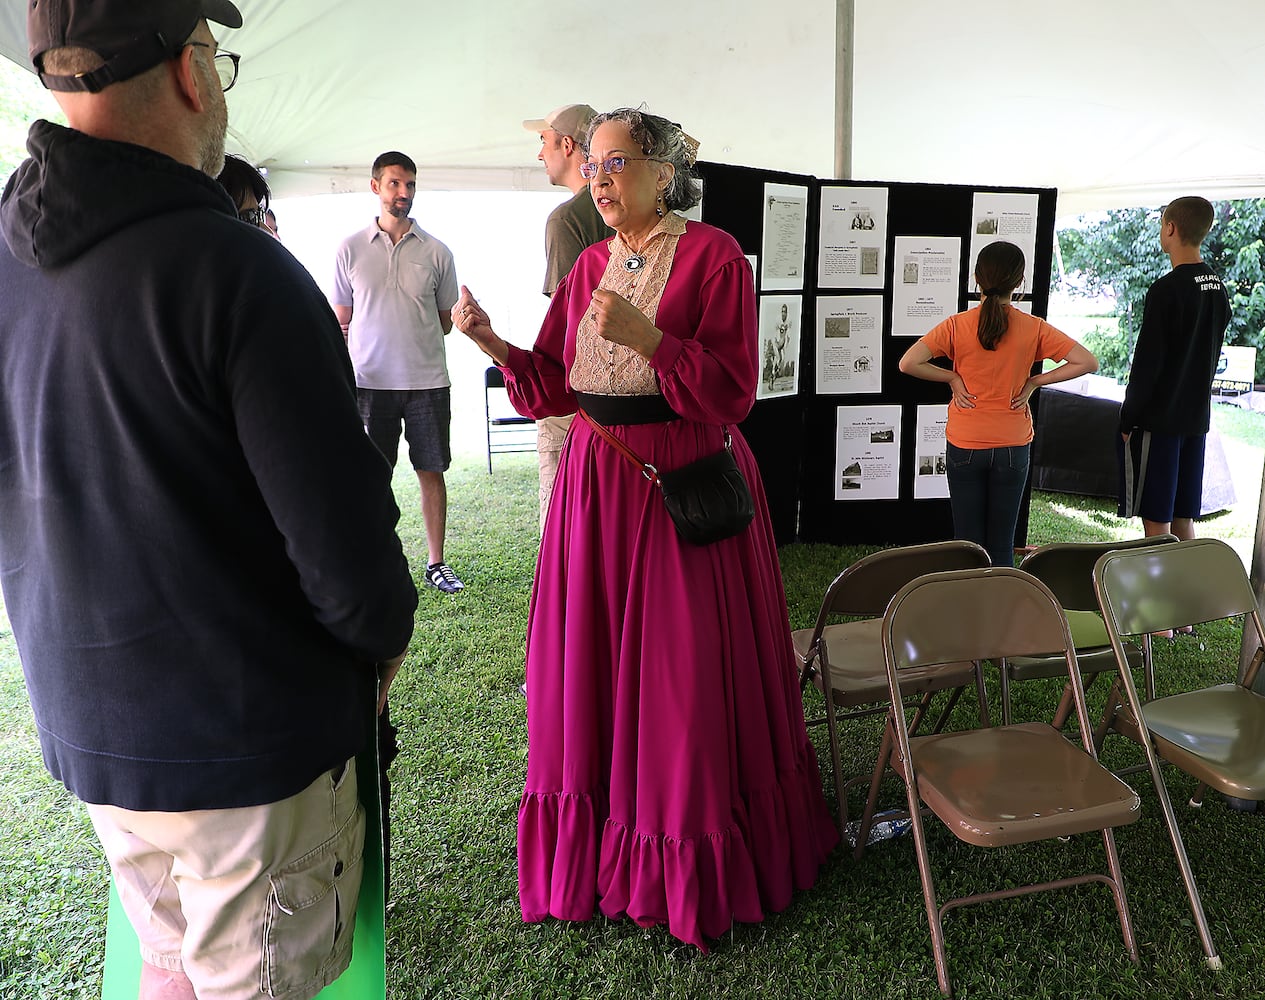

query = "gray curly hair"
[[584, 108, 702, 213]]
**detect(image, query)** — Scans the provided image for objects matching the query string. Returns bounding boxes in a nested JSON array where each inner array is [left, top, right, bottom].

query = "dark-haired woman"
[[899, 240, 1097, 566], [215, 153, 277, 236]]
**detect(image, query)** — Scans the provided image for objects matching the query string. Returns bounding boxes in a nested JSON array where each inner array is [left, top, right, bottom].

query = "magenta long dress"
[[501, 217, 837, 950]]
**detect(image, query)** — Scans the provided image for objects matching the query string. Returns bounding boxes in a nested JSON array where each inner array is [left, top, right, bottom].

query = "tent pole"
[[835, 0, 855, 180]]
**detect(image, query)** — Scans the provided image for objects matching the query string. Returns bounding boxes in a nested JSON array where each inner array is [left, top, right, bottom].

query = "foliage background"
[[1056, 201, 1265, 383], [0, 58, 58, 185]]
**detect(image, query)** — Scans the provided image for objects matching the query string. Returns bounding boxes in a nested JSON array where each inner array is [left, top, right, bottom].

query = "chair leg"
[[1142, 635, 1156, 701], [929, 688, 964, 734], [901, 764, 953, 997], [853, 720, 895, 861], [1100, 827, 1140, 963], [485, 391, 493, 474], [821, 687, 849, 840], [908, 690, 936, 735], [1000, 660, 1013, 726], [1189, 782, 1208, 808], [1050, 671, 1101, 734], [974, 660, 990, 728], [1147, 753, 1222, 967], [1092, 678, 1123, 754]]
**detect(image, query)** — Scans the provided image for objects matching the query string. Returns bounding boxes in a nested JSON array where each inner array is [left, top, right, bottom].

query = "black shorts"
[[356, 387, 451, 472], [1117, 429, 1205, 523]]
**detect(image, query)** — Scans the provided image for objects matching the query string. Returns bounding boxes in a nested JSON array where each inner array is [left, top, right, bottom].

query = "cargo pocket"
[[261, 803, 365, 997]]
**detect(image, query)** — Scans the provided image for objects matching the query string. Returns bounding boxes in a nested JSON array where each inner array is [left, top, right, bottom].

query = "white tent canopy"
[[2, 1, 1265, 216]]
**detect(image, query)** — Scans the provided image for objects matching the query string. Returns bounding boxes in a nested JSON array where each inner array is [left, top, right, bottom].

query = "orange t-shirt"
[[918, 307, 1078, 449]]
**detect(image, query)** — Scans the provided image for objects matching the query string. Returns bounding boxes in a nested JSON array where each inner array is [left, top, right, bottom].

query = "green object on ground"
[[101, 714, 385, 1000]]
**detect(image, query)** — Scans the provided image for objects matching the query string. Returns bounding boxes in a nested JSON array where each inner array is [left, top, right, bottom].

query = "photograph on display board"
[[891, 235, 962, 337], [815, 295, 884, 394], [817, 186, 890, 290], [968, 191, 1039, 293], [833, 404, 902, 500], [913, 404, 950, 499], [757, 295, 801, 399], [759, 182, 808, 291]]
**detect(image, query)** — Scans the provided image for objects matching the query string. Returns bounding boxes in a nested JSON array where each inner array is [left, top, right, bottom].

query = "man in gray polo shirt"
[[334, 151, 464, 593]]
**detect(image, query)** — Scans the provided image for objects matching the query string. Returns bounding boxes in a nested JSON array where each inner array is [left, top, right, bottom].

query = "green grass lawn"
[[4, 404, 1265, 998]]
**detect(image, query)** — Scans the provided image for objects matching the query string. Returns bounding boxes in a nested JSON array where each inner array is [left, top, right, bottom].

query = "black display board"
[[694, 163, 815, 544], [695, 162, 1057, 548]]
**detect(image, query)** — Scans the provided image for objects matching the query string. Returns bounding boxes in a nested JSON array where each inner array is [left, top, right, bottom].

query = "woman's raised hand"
[[451, 285, 508, 364]]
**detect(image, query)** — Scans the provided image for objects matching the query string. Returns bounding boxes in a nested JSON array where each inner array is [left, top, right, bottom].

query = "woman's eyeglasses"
[[238, 206, 268, 229], [579, 156, 664, 180]]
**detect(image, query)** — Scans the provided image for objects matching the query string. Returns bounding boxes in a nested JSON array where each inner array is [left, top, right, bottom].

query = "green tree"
[[1057, 200, 1265, 383], [1, 56, 60, 187]]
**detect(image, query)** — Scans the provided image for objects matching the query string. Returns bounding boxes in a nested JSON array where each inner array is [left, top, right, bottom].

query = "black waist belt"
[[574, 392, 680, 426]]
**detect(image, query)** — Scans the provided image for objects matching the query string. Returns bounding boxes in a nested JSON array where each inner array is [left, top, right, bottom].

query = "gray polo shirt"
[[333, 220, 459, 390]]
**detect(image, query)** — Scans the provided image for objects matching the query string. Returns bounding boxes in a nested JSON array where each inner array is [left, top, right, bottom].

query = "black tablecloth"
[[1032, 384, 1235, 516]]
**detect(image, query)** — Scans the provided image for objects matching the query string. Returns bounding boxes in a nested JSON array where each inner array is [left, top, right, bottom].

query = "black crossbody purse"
[[578, 409, 755, 545]]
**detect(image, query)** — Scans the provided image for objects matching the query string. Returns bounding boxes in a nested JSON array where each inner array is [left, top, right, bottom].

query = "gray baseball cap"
[[522, 104, 599, 142]]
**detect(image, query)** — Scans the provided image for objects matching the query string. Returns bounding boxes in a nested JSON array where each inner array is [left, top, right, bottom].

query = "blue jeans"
[[945, 442, 1031, 567]]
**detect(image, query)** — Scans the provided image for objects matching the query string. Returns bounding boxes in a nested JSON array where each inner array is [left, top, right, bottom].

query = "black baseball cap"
[[29, 0, 243, 93]]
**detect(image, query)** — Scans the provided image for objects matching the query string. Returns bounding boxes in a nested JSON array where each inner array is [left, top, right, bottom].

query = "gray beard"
[[199, 139, 226, 178], [197, 96, 228, 176], [191, 53, 229, 177], [387, 203, 411, 219]]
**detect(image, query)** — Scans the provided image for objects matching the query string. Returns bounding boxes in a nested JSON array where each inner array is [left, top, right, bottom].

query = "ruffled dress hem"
[[518, 746, 837, 952]]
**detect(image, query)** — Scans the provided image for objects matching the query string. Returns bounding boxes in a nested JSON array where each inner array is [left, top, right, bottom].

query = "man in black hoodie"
[[0, 2, 417, 998]]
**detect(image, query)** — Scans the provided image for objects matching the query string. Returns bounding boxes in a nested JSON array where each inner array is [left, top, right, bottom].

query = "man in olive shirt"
[[522, 104, 613, 528]]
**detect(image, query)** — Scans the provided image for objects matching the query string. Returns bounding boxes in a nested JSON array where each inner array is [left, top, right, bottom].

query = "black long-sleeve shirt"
[[1120, 262, 1230, 435]]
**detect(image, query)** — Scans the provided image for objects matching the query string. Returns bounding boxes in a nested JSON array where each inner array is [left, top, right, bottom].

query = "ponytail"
[[977, 293, 1009, 350], [973, 241, 1026, 351]]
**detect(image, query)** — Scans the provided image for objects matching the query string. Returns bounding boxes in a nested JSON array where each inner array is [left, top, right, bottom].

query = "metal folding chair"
[[1094, 537, 1265, 970], [790, 540, 991, 852], [484, 366, 535, 473], [1002, 534, 1177, 727], [883, 567, 1140, 997]]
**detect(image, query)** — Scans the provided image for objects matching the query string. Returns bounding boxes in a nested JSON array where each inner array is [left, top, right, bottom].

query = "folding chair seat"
[[1001, 535, 1177, 726], [882, 567, 1140, 997], [1095, 537, 1265, 969], [790, 540, 991, 850]]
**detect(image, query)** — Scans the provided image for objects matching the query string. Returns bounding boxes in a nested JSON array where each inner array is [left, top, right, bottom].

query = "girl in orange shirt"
[[899, 241, 1098, 566]]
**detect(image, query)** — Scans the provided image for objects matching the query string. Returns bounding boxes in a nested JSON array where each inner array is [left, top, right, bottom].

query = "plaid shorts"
[[357, 386, 452, 472]]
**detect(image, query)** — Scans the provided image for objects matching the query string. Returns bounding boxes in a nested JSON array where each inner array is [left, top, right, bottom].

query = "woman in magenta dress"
[[452, 108, 836, 950]]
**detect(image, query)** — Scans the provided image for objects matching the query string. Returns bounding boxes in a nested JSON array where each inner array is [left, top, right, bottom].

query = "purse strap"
[[577, 408, 734, 488], [577, 408, 662, 486]]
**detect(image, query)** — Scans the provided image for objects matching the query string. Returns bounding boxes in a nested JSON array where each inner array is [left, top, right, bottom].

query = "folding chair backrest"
[[812, 540, 990, 635], [885, 567, 1072, 671], [1020, 534, 1178, 612], [1094, 538, 1257, 638]]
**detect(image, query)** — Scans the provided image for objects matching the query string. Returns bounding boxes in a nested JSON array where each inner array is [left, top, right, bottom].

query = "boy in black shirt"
[[1119, 196, 1230, 550]]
